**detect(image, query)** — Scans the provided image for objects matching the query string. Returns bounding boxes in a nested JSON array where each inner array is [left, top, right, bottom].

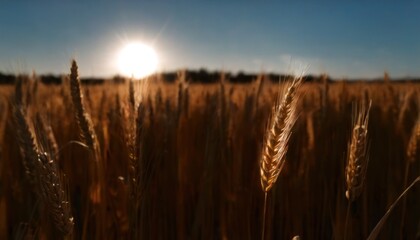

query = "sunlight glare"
[[118, 42, 158, 79]]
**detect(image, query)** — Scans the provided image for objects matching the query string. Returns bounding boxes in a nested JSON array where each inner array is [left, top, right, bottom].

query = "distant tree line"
[[0, 70, 417, 85]]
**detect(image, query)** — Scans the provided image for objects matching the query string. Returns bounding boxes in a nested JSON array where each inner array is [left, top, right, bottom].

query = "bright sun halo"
[[118, 42, 158, 79]]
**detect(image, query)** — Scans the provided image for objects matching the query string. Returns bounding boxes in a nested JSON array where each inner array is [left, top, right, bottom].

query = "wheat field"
[[0, 62, 419, 240]]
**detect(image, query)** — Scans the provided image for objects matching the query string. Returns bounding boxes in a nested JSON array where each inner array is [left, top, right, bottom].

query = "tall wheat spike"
[[34, 112, 73, 234], [129, 79, 135, 109], [13, 105, 38, 186], [176, 70, 186, 118], [345, 101, 371, 202], [69, 60, 105, 239], [36, 152, 74, 235], [260, 77, 302, 192], [406, 116, 419, 163], [69, 60, 99, 155], [35, 113, 59, 161], [344, 100, 371, 240], [12, 77, 35, 182], [126, 78, 150, 238], [260, 76, 302, 240], [14, 77, 23, 107], [13, 104, 74, 236]]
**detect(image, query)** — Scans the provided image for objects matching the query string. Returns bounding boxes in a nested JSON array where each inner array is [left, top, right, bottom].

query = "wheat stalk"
[[176, 70, 186, 118], [406, 116, 419, 163], [260, 77, 302, 192], [14, 77, 23, 106], [129, 79, 135, 109], [367, 176, 420, 240], [344, 100, 371, 240], [254, 74, 264, 112], [13, 104, 38, 186], [36, 151, 74, 235], [69, 60, 99, 156], [13, 104, 74, 236], [35, 113, 59, 161], [33, 113, 73, 234], [260, 76, 302, 240], [345, 100, 371, 202], [69, 60, 106, 238], [399, 114, 420, 235], [125, 78, 150, 238]]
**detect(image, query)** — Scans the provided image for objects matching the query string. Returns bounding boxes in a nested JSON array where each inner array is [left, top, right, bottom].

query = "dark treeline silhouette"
[[0, 70, 418, 85], [0, 73, 15, 84]]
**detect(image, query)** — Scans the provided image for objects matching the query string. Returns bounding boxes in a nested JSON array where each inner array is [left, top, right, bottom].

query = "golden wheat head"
[[345, 100, 372, 201], [37, 152, 74, 235], [13, 104, 38, 185], [69, 60, 99, 154], [260, 77, 303, 192], [406, 116, 420, 163], [13, 104, 74, 236]]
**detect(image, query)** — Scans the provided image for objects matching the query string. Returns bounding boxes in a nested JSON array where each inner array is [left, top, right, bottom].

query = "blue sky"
[[1, 1, 420, 78]]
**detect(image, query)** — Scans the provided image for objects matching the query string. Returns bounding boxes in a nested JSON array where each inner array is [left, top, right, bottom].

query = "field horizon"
[[1, 69, 420, 86]]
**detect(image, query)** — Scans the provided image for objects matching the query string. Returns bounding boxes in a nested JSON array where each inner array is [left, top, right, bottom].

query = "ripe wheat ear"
[[260, 76, 303, 240], [260, 77, 302, 192], [346, 100, 372, 202], [69, 60, 99, 157]]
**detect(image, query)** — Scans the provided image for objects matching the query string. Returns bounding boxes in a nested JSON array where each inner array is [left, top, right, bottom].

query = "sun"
[[118, 42, 158, 79]]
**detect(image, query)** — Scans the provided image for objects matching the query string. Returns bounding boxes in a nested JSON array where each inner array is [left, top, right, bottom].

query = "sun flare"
[[118, 42, 158, 79]]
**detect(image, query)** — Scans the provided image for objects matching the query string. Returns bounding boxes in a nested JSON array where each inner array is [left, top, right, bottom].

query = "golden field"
[[0, 64, 419, 240]]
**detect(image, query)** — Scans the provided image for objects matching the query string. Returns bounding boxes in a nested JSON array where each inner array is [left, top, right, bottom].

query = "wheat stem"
[[345, 100, 371, 202], [344, 201, 351, 240], [367, 176, 420, 240], [261, 191, 268, 240]]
